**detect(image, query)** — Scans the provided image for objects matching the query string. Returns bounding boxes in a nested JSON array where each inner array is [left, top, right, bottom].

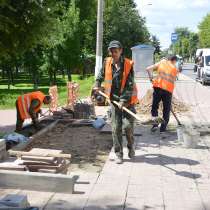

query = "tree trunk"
[[61, 68, 65, 79], [6, 67, 11, 90], [49, 69, 53, 86], [53, 69, 56, 85], [11, 67, 14, 86], [67, 68, 72, 81], [15, 65, 19, 77], [32, 69, 38, 90], [2, 68, 5, 79]]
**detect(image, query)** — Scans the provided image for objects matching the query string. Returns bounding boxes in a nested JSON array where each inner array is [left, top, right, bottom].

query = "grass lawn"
[[0, 74, 95, 109]]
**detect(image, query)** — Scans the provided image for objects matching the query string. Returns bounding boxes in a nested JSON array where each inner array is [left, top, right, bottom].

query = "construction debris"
[[73, 98, 95, 119], [136, 89, 190, 115]]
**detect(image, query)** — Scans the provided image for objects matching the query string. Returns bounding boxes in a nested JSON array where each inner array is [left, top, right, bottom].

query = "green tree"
[[171, 27, 198, 60], [199, 13, 210, 48], [104, 0, 150, 57]]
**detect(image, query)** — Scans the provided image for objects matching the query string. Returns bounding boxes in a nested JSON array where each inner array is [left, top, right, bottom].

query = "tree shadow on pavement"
[[130, 153, 201, 179]]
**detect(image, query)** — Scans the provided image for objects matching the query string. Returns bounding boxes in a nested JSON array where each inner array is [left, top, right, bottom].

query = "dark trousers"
[[151, 88, 172, 131], [111, 103, 135, 158]]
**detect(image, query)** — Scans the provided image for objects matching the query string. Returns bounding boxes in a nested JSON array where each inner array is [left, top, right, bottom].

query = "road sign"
[[171, 33, 178, 43]]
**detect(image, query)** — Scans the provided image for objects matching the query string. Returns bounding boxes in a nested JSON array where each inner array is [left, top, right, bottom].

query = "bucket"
[[177, 126, 184, 142], [183, 129, 200, 149]]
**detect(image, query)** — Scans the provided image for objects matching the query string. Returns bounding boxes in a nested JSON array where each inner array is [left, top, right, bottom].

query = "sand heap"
[[136, 89, 190, 115]]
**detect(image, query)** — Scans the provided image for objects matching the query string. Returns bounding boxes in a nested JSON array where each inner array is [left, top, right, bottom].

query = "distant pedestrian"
[[146, 56, 179, 133], [93, 40, 138, 164]]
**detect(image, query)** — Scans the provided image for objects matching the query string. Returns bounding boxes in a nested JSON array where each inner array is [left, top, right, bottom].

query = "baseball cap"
[[108, 40, 122, 49]]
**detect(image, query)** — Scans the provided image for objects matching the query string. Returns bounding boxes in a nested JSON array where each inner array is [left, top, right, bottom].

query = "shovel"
[[98, 91, 164, 125], [98, 91, 142, 122]]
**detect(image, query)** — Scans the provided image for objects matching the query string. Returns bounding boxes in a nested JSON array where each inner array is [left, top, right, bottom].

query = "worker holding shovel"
[[146, 56, 179, 133], [93, 40, 138, 164]]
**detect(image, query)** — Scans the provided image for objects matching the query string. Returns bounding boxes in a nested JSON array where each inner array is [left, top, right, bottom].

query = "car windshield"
[[206, 56, 210, 66]]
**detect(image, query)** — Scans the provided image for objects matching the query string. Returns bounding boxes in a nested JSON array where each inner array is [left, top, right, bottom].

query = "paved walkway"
[[1, 74, 210, 209]]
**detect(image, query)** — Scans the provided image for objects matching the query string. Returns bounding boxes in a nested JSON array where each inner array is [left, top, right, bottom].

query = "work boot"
[[128, 146, 135, 159], [160, 123, 167, 133], [151, 124, 159, 132], [115, 154, 123, 164]]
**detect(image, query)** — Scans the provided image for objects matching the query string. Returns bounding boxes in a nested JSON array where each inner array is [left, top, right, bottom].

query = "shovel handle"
[[98, 91, 142, 122], [171, 108, 182, 126]]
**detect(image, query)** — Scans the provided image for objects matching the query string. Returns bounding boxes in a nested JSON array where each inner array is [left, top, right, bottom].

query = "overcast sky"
[[135, 0, 210, 49]]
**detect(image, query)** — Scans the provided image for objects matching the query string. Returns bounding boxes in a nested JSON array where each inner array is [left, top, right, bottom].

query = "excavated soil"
[[136, 89, 190, 115], [26, 122, 112, 173]]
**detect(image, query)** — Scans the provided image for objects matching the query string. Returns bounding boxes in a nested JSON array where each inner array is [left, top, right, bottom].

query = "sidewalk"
[[1, 74, 210, 209]]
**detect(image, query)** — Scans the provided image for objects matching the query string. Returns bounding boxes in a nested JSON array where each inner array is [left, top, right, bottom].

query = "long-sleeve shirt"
[[95, 56, 135, 103]]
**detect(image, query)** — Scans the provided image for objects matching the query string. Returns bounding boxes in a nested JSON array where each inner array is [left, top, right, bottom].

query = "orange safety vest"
[[17, 91, 46, 120], [153, 60, 178, 93], [104, 57, 138, 105]]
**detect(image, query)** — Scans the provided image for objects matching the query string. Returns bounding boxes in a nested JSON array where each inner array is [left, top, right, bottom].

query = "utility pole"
[[95, 0, 104, 78]]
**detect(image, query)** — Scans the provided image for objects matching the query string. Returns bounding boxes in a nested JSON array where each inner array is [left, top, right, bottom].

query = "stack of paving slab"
[[19, 148, 70, 174], [0, 148, 70, 174], [0, 139, 7, 161]]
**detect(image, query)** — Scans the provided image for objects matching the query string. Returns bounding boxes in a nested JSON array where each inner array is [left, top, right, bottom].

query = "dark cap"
[[168, 55, 178, 62], [108, 40, 122, 50]]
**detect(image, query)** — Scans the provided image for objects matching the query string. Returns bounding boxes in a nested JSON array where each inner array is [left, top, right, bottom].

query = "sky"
[[135, 0, 210, 49]]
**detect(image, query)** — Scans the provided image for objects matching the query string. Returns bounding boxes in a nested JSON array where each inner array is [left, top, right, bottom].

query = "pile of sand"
[[136, 89, 190, 115]]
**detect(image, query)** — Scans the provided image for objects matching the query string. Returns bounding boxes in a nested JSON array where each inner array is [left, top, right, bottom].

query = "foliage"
[[0, 0, 62, 60], [199, 13, 210, 48], [103, 0, 150, 57], [171, 27, 198, 60], [0, 0, 150, 93]]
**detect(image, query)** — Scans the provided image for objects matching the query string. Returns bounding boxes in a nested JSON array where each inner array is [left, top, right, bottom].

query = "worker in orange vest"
[[94, 40, 138, 164], [146, 56, 179, 133], [15, 91, 51, 131]]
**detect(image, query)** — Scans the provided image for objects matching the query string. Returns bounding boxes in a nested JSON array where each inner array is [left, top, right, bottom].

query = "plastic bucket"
[[183, 130, 200, 149], [177, 126, 184, 142]]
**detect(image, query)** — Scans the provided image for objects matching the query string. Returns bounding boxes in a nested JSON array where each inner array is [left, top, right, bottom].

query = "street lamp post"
[[95, 0, 104, 78]]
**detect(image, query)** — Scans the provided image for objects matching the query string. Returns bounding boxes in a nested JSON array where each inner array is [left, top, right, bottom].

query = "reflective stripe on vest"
[[104, 57, 138, 105], [21, 95, 30, 119], [17, 91, 45, 120], [153, 60, 177, 93]]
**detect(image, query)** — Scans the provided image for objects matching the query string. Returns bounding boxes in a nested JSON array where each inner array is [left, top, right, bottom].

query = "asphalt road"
[[182, 63, 210, 89]]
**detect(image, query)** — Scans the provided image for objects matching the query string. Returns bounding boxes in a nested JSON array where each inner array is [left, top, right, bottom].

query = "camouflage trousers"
[[111, 103, 135, 158]]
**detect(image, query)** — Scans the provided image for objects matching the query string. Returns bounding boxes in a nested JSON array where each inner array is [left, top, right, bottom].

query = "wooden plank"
[[21, 155, 56, 163], [0, 170, 76, 193], [19, 160, 58, 166], [30, 148, 62, 155], [9, 151, 71, 159]]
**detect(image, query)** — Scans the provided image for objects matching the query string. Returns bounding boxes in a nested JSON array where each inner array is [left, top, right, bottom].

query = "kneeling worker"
[[146, 56, 178, 133], [15, 91, 51, 131], [94, 40, 138, 164]]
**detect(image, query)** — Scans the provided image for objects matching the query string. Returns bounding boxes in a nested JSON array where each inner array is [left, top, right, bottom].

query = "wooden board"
[[0, 170, 76, 193], [30, 148, 62, 156], [21, 156, 56, 163]]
